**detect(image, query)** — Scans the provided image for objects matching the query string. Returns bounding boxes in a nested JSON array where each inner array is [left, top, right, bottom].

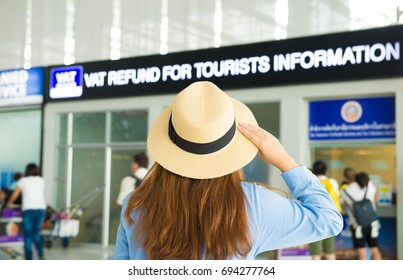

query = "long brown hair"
[[125, 162, 252, 259]]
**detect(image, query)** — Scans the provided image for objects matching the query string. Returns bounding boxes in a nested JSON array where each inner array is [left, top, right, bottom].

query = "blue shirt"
[[114, 165, 343, 259], [8, 180, 19, 191]]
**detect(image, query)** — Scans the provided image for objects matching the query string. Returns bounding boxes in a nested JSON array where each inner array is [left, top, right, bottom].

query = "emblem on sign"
[[340, 100, 362, 123]]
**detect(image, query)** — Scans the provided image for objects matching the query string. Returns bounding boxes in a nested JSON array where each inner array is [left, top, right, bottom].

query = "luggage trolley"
[[41, 186, 103, 248]]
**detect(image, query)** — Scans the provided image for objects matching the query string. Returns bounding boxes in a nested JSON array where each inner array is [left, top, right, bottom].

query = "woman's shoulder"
[[344, 182, 358, 192], [121, 192, 138, 221], [240, 181, 264, 194], [240, 181, 258, 201], [241, 181, 286, 201], [19, 176, 45, 185], [17, 176, 28, 185], [368, 181, 377, 191]]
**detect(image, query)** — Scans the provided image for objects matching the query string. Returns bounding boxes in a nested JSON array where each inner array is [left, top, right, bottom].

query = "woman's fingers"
[[237, 122, 264, 146], [238, 122, 298, 172], [238, 122, 275, 151], [238, 122, 276, 161]]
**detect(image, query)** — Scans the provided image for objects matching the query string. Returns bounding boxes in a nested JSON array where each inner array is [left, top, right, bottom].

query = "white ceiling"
[[0, 0, 402, 70]]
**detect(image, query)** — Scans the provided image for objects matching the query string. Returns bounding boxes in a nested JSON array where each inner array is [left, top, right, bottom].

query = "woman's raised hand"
[[237, 123, 298, 173]]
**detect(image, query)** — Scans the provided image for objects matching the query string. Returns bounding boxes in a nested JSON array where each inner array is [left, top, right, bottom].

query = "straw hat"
[[147, 81, 258, 179]]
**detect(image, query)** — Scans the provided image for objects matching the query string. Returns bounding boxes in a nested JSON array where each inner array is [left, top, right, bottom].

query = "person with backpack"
[[340, 167, 356, 193], [308, 160, 341, 260], [340, 171, 382, 260], [116, 153, 149, 207]]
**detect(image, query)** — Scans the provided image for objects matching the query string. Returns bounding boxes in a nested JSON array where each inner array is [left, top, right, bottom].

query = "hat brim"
[[147, 98, 259, 179]]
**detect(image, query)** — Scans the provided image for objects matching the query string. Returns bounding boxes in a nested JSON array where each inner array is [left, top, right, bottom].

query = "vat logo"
[[340, 100, 362, 123], [50, 66, 83, 99]]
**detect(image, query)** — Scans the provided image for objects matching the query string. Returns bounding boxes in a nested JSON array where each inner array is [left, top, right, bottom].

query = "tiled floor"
[[1, 237, 277, 260], [1, 243, 277, 260], [0, 242, 115, 260], [45, 245, 114, 260]]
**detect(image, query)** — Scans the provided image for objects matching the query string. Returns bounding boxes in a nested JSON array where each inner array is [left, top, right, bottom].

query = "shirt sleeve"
[[330, 178, 340, 194], [114, 197, 130, 260], [368, 181, 378, 209], [116, 177, 134, 206], [16, 178, 26, 191], [249, 165, 343, 255], [8, 181, 18, 191], [339, 188, 347, 205]]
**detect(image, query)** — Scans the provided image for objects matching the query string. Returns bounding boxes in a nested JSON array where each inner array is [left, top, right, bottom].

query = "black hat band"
[[168, 113, 236, 155]]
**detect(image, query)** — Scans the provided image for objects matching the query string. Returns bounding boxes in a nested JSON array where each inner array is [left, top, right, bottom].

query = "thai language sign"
[[309, 97, 395, 141]]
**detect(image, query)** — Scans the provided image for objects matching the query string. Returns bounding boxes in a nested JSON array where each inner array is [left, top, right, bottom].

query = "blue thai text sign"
[[309, 97, 395, 140]]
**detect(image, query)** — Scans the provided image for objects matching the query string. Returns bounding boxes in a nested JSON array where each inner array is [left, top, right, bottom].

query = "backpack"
[[130, 175, 143, 189], [320, 178, 342, 213], [344, 187, 378, 227]]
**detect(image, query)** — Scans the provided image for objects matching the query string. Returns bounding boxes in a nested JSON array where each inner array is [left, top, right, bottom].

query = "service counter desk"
[[377, 205, 396, 218]]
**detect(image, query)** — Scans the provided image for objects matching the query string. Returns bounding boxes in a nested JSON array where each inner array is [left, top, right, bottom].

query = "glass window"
[[72, 112, 106, 143], [0, 109, 41, 172], [111, 110, 148, 142], [244, 102, 280, 184], [55, 109, 148, 245], [71, 148, 105, 244], [55, 147, 67, 209], [108, 148, 147, 245], [311, 144, 396, 189], [247, 102, 280, 138], [58, 114, 68, 145], [311, 144, 397, 260]]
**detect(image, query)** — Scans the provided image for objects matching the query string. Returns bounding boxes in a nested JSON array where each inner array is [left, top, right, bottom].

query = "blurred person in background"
[[308, 160, 342, 260], [6, 172, 23, 204], [340, 171, 381, 260], [340, 167, 356, 193], [116, 153, 149, 207], [1, 172, 22, 206], [7, 163, 46, 260]]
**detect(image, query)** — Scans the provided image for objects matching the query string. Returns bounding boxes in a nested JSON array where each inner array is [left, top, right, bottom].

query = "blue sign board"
[[0, 67, 44, 106], [309, 97, 395, 141], [49, 65, 83, 99]]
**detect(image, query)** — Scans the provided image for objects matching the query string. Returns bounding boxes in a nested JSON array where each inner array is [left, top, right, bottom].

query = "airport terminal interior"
[[1, 0, 403, 260]]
